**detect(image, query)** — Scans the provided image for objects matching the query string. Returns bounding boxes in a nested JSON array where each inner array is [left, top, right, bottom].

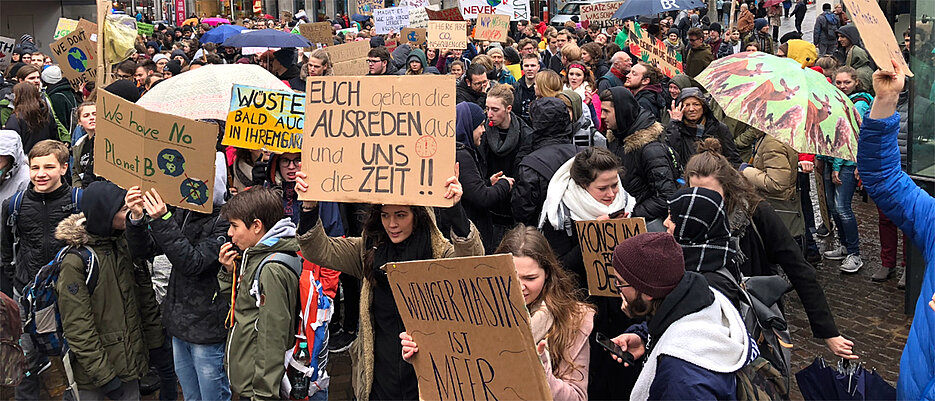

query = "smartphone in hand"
[[595, 332, 634, 364]]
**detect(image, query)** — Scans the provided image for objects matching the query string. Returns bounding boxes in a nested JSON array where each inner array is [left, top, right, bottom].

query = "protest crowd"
[[1, 0, 934, 400]]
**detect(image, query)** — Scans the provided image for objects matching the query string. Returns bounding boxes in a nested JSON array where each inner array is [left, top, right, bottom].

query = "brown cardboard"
[[323, 40, 371, 64], [386, 254, 554, 401], [840, 0, 913, 76], [49, 28, 99, 92], [299, 75, 456, 207], [299, 22, 334, 46], [473, 13, 510, 42], [427, 21, 467, 49], [575, 218, 648, 297], [94, 90, 217, 213], [401, 27, 427, 46]]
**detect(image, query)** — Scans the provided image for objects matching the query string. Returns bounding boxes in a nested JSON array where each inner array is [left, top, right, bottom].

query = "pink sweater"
[[539, 308, 595, 401]]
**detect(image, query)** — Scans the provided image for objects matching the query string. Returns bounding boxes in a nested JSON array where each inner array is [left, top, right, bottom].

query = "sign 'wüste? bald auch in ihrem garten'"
[[386, 254, 553, 401], [299, 75, 456, 208], [223, 84, 304, 154], [95, 90, 217, 213]]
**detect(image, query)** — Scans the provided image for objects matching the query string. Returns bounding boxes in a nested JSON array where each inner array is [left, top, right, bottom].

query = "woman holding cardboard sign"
[[402, 226, 596, 401], [293, 168, 484, 401]]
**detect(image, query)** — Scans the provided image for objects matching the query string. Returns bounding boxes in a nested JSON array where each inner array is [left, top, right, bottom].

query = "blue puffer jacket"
[[857, 113, 935, 401]]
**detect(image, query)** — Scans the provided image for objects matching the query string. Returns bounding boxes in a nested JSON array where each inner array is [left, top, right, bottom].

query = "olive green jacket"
[[54, 214, 151, 390]]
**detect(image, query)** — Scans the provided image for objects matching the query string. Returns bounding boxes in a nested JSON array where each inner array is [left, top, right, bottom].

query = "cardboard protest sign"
[[428, 21, 467, 50], [625, 21, 683, 78], [77, 19, 99, 42], [95, 90, 217, 213], [386, 254, 553, 401], [409, 7, 430, 28], [474, 13, 510, 42], [299, 22, 334, 45], [224, 85, 304, 153], [401, 28, 427, 46], [357, 0, 384, 15], [0, 37, 14, 71], [459, 0, 513, 19], [840, 0, 913, 76], [55, 18, 80, 40], [324, 40, 370, 76], [426, 7, 464, 21], [575, 218, 648, 297], [385, 38, 399, 53], [299, 75, 456, 207], [374, 6, 411, 34], [337, 27, 360, 37], [49, 28, 98, 92], [137, 22, 154, 36], [580, 1, 623, 28]]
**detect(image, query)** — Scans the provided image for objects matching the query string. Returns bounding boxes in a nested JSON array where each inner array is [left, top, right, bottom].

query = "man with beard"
[[624, 62, 667, 122], [608, 232, 753, 400]]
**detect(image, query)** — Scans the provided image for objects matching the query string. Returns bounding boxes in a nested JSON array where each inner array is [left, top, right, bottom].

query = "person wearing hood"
[[609, 232, 752, 400], [455, 102, 512, 252], [599, 87, 680, 229], [813, 3, 841, 56], [41, 66, 79, 132], [559, 89, 607, 148], [743, 18, 775, 55], [624, 62, 667, 122], [665, 87, 741, 168], [399, 49, 439, 75], [170, 48, 191, 66], [54, 181, 150, 399], [664, 187, 741, 305], [512, 97, 581, 226], [268, 48, 304, 91], [683, 28, 714, 78], [0, 130, 29, 211], [216, 187, 302, 400], [835, 24, 874, 92], [456, 64, 489, 107], [293, 166, 483, 401], [777, 39, 818, 67]]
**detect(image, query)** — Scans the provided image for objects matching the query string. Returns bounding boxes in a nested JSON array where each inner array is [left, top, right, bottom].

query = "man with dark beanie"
[[54, 181, 151, 400], [269, 48, 304, 90], [607, 232, 752, 400]]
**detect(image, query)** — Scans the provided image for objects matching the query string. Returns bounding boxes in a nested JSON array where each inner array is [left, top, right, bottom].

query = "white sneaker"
[[839, 254, 864, 273], [823, 244, 847, 260]]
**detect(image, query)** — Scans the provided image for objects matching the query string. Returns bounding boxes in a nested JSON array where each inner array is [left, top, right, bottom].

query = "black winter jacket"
[[6, 112, 57, 155], [634, 84, 668, 122], [665, 116, 743, 168], [483, 113, 532, 225], [1, 184, 78, 294], [512, 79, 537, 126], [609, 123, 681, 221], [511, 98, 579, 226], [736, 201, 839, 339], [456, 144, 511, 252], [125, 207, 231, 344]]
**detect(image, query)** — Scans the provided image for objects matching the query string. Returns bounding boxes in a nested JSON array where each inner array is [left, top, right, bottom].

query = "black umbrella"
[[612, 0, 707, 20], [351, 13, 371, 22], [796, 357, 896, 401]]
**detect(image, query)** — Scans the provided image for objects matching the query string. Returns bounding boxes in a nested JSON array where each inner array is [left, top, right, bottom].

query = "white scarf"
[[539, 158, 636, 232]]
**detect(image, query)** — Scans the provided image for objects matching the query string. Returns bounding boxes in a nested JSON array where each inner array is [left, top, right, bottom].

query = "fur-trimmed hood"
[[55, 213, 91, 247], [623, 122, 666, 153]]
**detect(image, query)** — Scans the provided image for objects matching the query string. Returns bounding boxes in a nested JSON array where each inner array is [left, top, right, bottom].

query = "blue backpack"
[[20, 246, 100, 356]]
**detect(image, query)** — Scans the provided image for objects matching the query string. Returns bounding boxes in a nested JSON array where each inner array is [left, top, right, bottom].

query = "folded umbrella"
[[221, 29, 312, 48], [200, 24, 246, 43], [612, 0, 706, 20], [796, 357, 896, 400]]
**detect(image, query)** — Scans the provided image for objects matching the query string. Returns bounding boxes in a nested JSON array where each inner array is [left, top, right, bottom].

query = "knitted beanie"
[[612, 232, 685, 298]]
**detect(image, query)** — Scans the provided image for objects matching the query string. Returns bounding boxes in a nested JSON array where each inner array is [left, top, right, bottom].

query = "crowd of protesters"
[[0, 0, 933, 400]]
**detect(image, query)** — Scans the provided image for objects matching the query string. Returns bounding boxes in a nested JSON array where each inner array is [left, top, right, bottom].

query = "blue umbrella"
[[199, 24, 246, 44], [221, 29, 312, 48], [351, 13, 371, 22], [612, 0, 707, 20]]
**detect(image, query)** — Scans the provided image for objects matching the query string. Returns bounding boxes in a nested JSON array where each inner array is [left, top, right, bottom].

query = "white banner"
[[0, 36, 14, 71], [512, 0, 531, 21], [374, 6, 411, 34], [459, 0, 513, 19]]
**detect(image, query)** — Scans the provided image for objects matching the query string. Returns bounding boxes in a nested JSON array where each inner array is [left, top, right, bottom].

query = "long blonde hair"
[[496, 226, 594, 379]]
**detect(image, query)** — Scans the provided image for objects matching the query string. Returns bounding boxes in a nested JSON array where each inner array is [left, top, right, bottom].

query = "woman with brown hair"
[[4, 82, 56, 154], [402, 225, 595, 401], [535, 69, 564, 98], [684, 138, 857, 360]]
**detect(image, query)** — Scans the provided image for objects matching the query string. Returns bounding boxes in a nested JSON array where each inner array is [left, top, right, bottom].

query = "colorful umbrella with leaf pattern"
[[696, 51, 862, 161]]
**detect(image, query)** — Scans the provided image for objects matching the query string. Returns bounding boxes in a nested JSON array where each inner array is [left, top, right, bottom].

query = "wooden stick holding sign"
[[386, 254, 554, 401], [840, 0, 913, 76], [575, 218, 648, 297], [428, 21, 467, 50], [94, 90, 218, 213], [299, 75, 456, 207]]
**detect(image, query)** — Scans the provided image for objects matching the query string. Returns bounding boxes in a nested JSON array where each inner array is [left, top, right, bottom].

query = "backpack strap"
[[7, 190, 25, 264], [251, 252, 303, 306], [69, 187, 83, 214], [68, 246, 99, 294]]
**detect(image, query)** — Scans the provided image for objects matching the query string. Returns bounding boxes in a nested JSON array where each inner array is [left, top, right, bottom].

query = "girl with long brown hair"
[[5, 81, 56, 154], [402, 225, 595, 400], [684, 138, 857, 360]]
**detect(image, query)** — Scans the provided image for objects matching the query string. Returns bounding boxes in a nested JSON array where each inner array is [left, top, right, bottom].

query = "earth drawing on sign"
[[67, 47, 89, 72], [157, 148, 186, 177], [180, 178, 209, 205]]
